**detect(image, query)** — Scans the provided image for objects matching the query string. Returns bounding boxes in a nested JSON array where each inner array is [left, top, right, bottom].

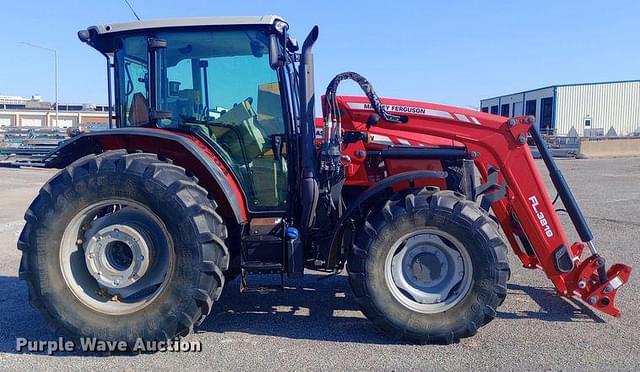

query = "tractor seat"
[[128, 93, 149, 126], [215, 99, 268, 160]]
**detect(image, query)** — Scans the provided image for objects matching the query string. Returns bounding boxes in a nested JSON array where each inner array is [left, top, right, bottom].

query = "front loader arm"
[[342, 97, 631, 317]]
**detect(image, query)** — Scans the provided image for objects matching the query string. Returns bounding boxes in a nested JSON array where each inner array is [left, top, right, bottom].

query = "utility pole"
[[18, 42, 59, 127]]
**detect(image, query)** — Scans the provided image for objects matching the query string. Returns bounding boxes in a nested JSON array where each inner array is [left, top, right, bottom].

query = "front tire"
[[18, 150, 229, 345], [347, 188, 509, 344]]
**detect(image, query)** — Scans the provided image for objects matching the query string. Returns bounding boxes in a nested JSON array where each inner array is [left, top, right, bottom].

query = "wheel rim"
[[60, 199, 174, 315], [384, 228, 473, 314]]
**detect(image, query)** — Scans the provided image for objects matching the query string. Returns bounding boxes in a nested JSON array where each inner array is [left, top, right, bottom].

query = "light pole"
[[18, 42, 58, 127]]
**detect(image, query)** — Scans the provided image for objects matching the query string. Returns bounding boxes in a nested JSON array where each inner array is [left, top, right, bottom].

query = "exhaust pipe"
[[299, 25, 319, 180], [298, 25, 320, 232]]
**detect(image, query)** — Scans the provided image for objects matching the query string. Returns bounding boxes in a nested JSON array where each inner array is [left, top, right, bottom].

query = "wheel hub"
[[60, 200, 174, 315], [84, 224, 150, 290], [388, 232, 469, 310], [410, 251, 446, 284], [105, 241, 133, 271]]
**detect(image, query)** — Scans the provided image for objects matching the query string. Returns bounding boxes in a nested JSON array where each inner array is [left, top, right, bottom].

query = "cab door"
[[153, 30, 289, 213]]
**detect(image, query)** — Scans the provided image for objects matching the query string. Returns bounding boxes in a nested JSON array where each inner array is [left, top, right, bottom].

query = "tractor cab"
[[79, 16, 295, 213]]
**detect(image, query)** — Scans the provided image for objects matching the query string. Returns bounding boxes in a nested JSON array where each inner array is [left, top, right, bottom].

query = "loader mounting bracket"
[[475, 166, 506, 211], [326, 170, 447, 269]]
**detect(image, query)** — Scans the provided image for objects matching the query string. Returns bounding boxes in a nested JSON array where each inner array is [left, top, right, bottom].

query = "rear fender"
[[44, 128, 248, 224]]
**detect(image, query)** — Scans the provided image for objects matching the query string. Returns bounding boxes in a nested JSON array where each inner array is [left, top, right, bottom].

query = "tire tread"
[[347, 189, 510, 344], [18, 150, 229, 345]]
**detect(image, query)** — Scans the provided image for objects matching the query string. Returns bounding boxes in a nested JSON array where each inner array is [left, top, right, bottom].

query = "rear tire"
[[347, 188, 509, 344], [18, 150, 229, 346]]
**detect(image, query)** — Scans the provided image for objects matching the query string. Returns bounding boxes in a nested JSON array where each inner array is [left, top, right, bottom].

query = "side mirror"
[[269, 34, 284, 69]]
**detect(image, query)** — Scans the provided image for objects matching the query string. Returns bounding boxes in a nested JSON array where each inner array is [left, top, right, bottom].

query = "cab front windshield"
[[116, 29, 287, 211]]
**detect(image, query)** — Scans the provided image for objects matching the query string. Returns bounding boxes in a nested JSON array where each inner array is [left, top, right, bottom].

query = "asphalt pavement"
[[0, 158, 638, 371]]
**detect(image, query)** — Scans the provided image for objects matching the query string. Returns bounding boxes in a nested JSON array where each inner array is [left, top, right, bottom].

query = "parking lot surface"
[[0, 158, 639, 371]]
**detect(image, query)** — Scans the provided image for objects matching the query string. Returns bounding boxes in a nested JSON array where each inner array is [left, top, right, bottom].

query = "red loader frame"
[[339, 96, 631, 317]]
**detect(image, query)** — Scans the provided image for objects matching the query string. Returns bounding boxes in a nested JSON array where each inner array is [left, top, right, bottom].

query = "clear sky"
[[0, 0, 638, 109]]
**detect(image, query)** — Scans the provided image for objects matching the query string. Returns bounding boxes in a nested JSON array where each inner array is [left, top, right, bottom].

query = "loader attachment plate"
[[574, 256, 632, 317]]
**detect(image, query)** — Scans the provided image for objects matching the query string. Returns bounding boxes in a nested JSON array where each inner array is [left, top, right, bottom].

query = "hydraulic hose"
[[324, 72, 408, 127], [320, 72, 408, 175]]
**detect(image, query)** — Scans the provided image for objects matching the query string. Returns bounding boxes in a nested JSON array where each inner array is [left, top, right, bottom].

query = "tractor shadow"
[[199, 272, 400, 344], [497, 283, 605, 323], [200, 274, 606, 342], [0, 273, 400, 353], [0, 274, 606, 353]]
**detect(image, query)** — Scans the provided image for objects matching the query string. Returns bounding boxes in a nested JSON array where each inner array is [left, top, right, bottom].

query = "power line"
[[122, 0, 141, 21]]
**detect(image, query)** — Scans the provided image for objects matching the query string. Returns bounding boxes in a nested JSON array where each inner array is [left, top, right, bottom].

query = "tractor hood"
[[337, 95, 505, 127], [330, 96, 507, 148]]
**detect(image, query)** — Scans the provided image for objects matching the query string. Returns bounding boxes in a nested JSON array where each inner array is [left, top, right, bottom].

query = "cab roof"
[[86, 15, 285, 35], [79, 15, 285, 53]]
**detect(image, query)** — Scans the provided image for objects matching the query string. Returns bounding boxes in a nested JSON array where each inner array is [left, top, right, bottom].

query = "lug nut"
[[603, 285, 613, 294], [588, 296, 598, 305]]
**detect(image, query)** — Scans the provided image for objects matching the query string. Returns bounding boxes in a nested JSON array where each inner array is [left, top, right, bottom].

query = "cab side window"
[[117, 36, 149, 126], [160, 31, 287, 211]]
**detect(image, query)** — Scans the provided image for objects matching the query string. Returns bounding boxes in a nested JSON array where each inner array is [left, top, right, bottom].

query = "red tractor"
[[19, 16, 631, 345]]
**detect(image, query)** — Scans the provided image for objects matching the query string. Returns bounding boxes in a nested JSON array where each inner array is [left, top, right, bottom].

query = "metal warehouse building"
[[480, 80, 640, 136], [0, 95, 109, 128]]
